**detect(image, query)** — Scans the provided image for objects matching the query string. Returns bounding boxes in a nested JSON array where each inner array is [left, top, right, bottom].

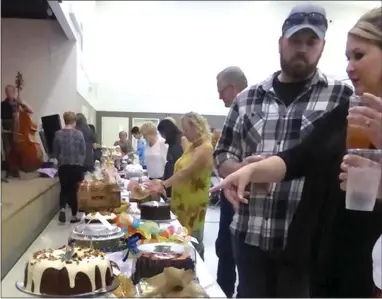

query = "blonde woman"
[[148, 112, 213, 259], [140, 122, 168, 179]]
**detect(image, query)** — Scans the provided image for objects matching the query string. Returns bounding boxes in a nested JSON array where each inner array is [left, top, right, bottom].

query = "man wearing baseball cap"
[[214, 2, 353, 298], [279, 2, 328, 82]]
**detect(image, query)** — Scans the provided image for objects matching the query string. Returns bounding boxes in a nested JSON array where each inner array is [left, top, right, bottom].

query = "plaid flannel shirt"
[[214, 70, 351, 251]]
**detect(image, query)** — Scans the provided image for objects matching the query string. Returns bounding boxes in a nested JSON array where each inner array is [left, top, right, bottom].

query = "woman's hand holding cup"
[[340, 152, 382, 210], [347, 93, 382, 148]]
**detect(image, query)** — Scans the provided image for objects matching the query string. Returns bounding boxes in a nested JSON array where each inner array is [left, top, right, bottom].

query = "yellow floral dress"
[[171, 141, 212, 240]]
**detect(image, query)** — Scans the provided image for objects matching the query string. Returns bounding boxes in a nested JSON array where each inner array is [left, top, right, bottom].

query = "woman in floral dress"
[[148, 112, 213, 259]]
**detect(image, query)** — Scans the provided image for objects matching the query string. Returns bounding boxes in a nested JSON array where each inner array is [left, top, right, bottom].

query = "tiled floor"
[[203, 205, 221, 281]]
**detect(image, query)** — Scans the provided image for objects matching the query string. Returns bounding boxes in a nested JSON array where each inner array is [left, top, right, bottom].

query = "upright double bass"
[[6, 72, 43, 173]]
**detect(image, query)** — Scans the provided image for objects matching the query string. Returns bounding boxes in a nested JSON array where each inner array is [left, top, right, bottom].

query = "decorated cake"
[[132, 243, 195, 284], [140, 201, 171, 221], [24, 246, 114, 295], [85, 212, 117, 224]]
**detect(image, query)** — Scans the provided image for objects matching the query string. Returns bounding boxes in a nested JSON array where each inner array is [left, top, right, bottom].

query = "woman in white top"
[[140, 122, 168, 179]]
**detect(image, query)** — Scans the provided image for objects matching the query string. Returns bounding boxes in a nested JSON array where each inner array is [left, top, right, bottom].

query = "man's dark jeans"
[[232, 233, 309, 298], [215, 193, 239, 298]]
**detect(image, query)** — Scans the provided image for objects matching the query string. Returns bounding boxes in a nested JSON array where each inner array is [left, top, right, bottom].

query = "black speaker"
[[41, 114, 62, 155]]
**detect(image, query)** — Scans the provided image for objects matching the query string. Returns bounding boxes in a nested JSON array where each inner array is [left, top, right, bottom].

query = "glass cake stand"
[[69, 221, 126, 252]]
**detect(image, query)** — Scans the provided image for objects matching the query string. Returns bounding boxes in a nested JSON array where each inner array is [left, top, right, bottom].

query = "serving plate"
[[16, 277, 119, 298]]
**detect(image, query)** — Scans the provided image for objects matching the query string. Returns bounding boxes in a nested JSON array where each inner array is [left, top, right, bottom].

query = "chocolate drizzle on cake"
[[132, 249, 195, 284]]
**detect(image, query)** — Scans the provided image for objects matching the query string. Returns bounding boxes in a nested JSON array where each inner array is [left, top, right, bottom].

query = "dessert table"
[[1, 212, 226, 297]]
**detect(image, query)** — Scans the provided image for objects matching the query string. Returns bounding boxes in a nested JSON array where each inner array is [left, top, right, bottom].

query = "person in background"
[[75, 113, 96, 172], [164, 116, 189, 150], [157, 119, 184, 197], [88, 124, 102, 162], [214, 3, 352, 297], [140, 122, 168, 179], [131, 126, 147, 168], [147, 112, 213, 259], [53, 112, 85, 224], [214, 66, 248, 298], [114, 131, 135, 161], [211, 130, 221, 150], [212, 7, 382, 297], [1, 84, 33, 177]]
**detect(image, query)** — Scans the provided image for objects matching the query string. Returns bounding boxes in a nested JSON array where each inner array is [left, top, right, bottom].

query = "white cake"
[[24, 246, 114, 295], [85, 212, 117, 223]]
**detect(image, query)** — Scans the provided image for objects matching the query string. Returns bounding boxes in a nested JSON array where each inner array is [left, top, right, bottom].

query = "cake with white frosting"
[[24, 246, 114, 295], [85, 212, 117, 224]]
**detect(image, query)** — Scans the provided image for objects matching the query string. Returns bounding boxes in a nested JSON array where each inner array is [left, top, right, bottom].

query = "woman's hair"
[[131, 126, 140, 135], [164, 116, 177, 124], [181, 112, 211, 142], [349, 7, 382, 48], [63, 111, 77, 125], [157, 119, 182, 145], [140, 122, 157, 136], [88, 124, 96, 134], [119, 131, 127, 139], [76, 113, 87, 127]]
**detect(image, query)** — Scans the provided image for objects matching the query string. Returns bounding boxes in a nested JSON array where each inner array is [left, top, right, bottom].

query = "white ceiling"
[[83, 1, 376, 112]]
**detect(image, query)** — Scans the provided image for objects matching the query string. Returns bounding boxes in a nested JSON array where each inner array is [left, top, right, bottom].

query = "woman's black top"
[[276, 100, 382, 297], [163, 135, 183, 196], [75, 123, 96, 171]]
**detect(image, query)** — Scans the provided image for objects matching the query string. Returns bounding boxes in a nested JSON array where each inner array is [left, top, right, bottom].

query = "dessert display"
[[125, 164, 144, 179], [85, 212, 117, 224], [128, 202, 141, 215], [113, 200, 129, 214], [130, 184, 160, 204], [70, 222, 126, 251], [140, 201, 171, 221], [116, 212, 192, 244], [77, 164, 121, 212], [101, 146, 122, 162], [112, 275, 136, 298], [137, 267, 208, 298], [132, 243, 196, 284], [23, 246, 114, 296]]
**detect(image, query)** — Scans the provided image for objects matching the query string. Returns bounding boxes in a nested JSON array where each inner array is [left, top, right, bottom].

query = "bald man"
[[215, 66, 248, 298]]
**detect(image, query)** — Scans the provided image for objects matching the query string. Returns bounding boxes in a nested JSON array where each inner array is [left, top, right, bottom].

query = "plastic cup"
[[347, 96, 372, 149], [345, 149, 382, 211]]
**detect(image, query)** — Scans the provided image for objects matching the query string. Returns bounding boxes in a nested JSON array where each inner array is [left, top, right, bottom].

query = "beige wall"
[[1, 18, 95, 127]]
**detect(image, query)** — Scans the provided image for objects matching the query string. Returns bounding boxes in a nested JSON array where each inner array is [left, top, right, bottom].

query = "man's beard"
[[280, 55, 319, 81]]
